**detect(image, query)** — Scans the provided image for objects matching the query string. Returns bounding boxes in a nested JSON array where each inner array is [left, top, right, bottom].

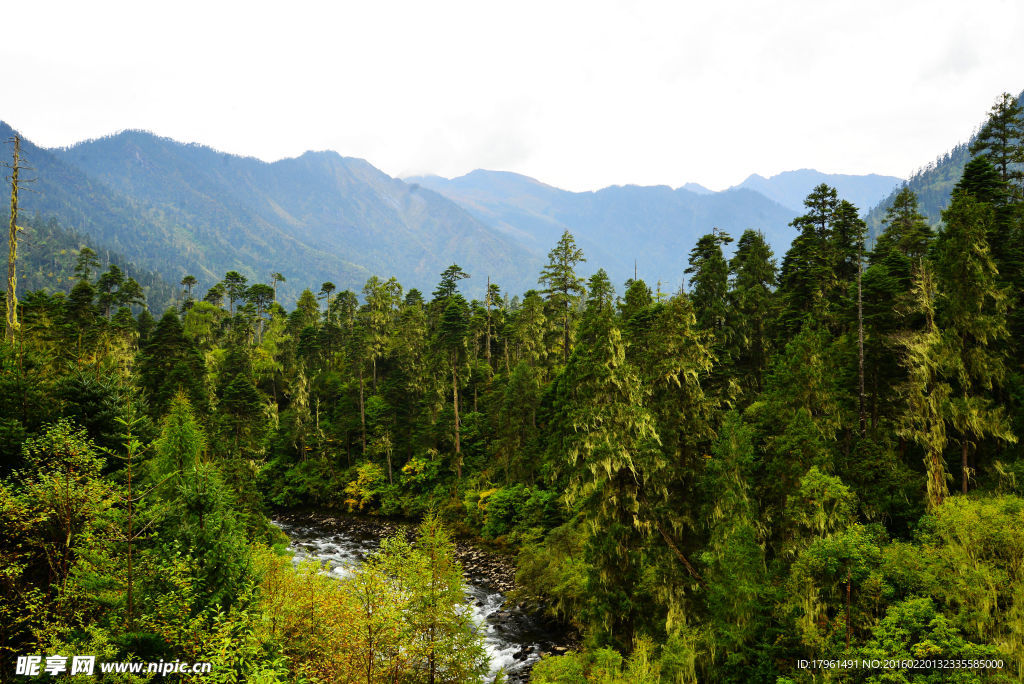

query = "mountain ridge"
[[3, 124, 543, 301]]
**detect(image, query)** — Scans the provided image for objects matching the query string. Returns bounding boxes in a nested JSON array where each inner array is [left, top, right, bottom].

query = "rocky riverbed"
[[272, 511, 575, 682]]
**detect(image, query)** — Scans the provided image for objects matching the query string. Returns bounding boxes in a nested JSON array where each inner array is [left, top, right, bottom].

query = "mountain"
[[407, 170, 800, 291], [1, 123, 541, 303], [1, 211, 178, 312], [2, 119, 912, 304], [53, 131, 542, 299], [731, 169, 902, 214], [865, 89, 1024, 240], [681, 182, 714, 195]]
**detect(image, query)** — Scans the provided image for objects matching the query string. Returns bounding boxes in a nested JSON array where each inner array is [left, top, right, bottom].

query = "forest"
[[2, 93, 1024, 683]]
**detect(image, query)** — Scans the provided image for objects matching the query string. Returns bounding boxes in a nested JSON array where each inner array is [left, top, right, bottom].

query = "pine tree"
[[934, 190, 1016, 493], [685, 229, 732, 336], [873, 188, 933, 262], [969, 91, 1024, 192], [548, 292, 663, 648], [777, 184, 839, 339], [896, 263, 951, 509], [437, 295, 469, 482], [728, 229, 777, 396], [539, 230, 586, 364]]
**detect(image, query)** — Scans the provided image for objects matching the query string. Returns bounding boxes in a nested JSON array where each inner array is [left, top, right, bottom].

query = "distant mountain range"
[[3, 121, 907, 304], [408, 169, 901, 290], [729, 170, 902, 215]]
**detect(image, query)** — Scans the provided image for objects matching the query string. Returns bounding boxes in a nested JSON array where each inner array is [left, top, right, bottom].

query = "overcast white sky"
[[2, 0, 1022, 191]]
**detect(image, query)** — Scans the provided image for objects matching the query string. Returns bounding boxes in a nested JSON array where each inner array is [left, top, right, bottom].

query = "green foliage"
[[9, 138, 1024, 684]]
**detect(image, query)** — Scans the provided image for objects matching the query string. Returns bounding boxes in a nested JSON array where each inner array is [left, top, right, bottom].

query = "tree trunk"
[[6, 136, 21, 342], [359, 367, 367, 454], [485, 276, 492, 370], [653, 519, 705, 587], [845, 570, 852, 651], [452, 360, 461, 481], [962, 439, 969, 495], [857, 255, 866, 438], [563, 308, 570, 364]]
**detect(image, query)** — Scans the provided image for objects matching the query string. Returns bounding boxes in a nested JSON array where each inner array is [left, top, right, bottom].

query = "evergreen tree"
[[685, 229, 732, 336], [896, 263, 951, 509], [539, 230, 586, 364], [619, 277, 653, 325], [137, 311, 207, 419], [829, 200, 866, 293], [401, 513, 489, 683], [969, 91, 1024, 191], [873, 187, 933, 262], [223, 271, 248, 315], [933, 190, 1016, 493], [777, 184, 839, 339], [437, 295, 470, 482], [548, 291, 662, 648], [728, 229, 777, 396], [433, 264, 469, 302]]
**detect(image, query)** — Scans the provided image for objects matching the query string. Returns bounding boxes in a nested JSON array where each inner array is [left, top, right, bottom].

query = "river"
[[273, 513, 569, 683]]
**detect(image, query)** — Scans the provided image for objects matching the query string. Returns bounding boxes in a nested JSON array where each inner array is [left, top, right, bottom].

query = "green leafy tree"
[[401, 513, 489, 683]]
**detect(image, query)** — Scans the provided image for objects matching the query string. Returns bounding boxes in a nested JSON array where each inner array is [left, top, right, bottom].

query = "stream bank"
[[272, 511, 576, 682]]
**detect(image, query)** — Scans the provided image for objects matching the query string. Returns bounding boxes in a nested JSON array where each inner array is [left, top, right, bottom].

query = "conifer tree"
[[548, 290, 663, 648], [73, 247, 101, 282], [969, 91, 1024, 191], [402, 513, 488, 683], [896, 263, 951, 509], [934, 190, 1016, 493], [539, 230, 586, 364], [728, 229, 777, 396], [437, 295, 469, 482], [137, 311, 207, 418], [777, 184, 839, 339], [180, 275, 198, 303], [619, 277, 653, 325], [685, 229, 732, 336], [223, 271, 248, 315], [829, 200, 866, 292], [882, 188, 932, 259]]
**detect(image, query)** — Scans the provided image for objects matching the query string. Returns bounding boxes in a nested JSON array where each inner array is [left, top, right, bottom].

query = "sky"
[[2, 0, 1022, 192]]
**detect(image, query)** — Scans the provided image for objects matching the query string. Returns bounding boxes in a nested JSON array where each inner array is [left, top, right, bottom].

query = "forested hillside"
[[1, 211, 177, 312], [2, 93, 1024, 683], [0, 122, 540, 302], [865, 90, 1024, 239]]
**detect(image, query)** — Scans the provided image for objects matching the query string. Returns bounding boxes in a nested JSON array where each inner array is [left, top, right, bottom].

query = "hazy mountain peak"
[[732, 168, 902, 213], [680, 182, 713, 195]]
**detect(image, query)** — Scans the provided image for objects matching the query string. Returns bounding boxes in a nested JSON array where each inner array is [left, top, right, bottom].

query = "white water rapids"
[[274, 517, 557, 682]]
